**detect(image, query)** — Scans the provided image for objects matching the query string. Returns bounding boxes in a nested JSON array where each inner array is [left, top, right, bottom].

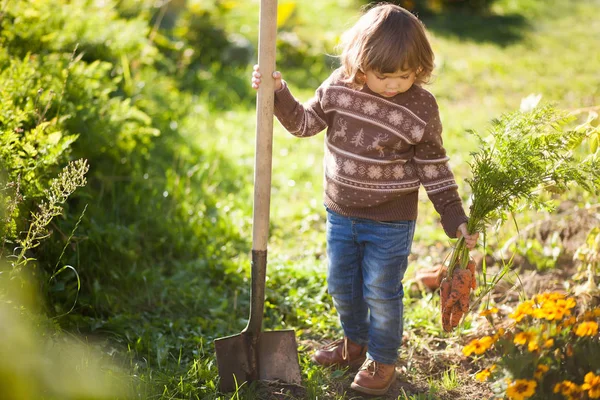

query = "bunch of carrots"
[[440, 259, 476, 332], [438, 104, 600, 332]]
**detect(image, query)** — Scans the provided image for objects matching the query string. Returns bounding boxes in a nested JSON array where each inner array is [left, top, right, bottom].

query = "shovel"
[[214, 0, 302, 393]]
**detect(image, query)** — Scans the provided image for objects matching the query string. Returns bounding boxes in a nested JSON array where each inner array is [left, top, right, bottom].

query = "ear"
[[356, 69, 366, 83]]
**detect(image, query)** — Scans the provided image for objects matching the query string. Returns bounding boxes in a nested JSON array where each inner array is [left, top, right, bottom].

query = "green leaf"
[[47, 131, 62, 145]]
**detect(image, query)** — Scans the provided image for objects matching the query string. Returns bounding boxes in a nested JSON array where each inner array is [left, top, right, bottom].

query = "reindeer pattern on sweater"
[[273, 69, 468, 238]]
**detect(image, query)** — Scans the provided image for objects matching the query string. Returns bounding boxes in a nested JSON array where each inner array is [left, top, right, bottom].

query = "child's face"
[[363, 69, 417, 98]]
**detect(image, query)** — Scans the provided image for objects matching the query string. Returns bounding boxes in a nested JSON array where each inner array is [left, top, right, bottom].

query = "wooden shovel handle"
[[253, 0, 277, 252], [245, 0, 278, 337]]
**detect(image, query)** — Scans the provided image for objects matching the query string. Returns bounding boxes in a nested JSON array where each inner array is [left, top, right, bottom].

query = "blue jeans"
[[325, 208, 415, 365]]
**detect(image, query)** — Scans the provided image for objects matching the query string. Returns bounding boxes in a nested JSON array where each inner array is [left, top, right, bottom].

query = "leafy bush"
[[464, 293, 600, 399], [0, 0, 251, 323]]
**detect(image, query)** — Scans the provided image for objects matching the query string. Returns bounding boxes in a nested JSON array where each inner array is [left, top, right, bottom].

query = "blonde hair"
[[339, 3, 434, 87]]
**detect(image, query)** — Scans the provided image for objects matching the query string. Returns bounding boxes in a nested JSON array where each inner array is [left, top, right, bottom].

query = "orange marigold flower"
[[463, 336, 494, 356], [582, 311, 595, 320], [582, 310, 600, 320], [542, 292, 566, 301], [476, 368, 492, 382], [534, 364, 549, 380], [575, 321, 599, 337], [554, 383, 562, 393], [493, 327, 506, 341], [565, 297, 577, 309], [543, 338, 555, 348], [528, 294, 576, 321], [514, 331, 535, 346], [506, 379, 537, 400], [582, 372, 600, 399], [563, 316, 577, 326], [534, 302, 568, 321], [480, 307, 499, 317], [554, 380, 582, 397], [510, 301, 534, 322], [528, 339, 539, 352], [480, 335, 495, 347]]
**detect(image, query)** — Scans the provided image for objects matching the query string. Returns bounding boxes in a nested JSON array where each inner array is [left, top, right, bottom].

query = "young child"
[[252, 3, 478, 396]]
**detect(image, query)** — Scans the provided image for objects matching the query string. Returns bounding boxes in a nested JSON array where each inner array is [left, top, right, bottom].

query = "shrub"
[[463, 293, 600, 399]]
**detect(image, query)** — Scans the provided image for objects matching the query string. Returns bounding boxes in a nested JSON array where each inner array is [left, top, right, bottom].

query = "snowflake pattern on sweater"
[[273, 71, 468, 237]]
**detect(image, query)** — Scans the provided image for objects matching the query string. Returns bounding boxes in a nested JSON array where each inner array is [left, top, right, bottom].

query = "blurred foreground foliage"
[[0, 272, 130, 400]]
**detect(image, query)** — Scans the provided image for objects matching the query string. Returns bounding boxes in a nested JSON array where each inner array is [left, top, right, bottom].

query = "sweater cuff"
[[274, 80, 296, 115], [441, 203, 469, 239]]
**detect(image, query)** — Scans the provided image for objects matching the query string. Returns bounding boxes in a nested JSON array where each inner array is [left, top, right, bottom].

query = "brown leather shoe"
[[350, 359, 396, 395], [311, 337, 367, 368]]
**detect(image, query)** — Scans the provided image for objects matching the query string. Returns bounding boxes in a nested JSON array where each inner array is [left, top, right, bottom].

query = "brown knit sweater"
[[274, 69, 468, 238]]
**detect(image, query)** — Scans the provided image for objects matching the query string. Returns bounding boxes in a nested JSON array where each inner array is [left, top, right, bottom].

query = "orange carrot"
[[467, 260, 477, 290], [440, 278, 452, 332], [446, 268, 472, 314], [450, 304, 463, 328]]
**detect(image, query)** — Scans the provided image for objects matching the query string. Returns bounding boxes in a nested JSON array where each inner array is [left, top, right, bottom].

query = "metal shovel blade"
[[215, 329, 301, 393]]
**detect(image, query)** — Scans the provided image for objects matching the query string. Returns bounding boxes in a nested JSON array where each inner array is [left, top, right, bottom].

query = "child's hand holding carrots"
[[456, 223, 479, 249]]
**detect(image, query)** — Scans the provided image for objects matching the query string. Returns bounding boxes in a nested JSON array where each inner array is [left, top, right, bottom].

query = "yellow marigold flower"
[[527, 339, 539, 352], [480, 335, 495, 348], [480, 307, 499, 317], [506, 379, 537, 400], [582, 311, 595, 320], [554, 380, 582, 397], [534, 302, 568, 321], [476, 368, 492, 382], [545, 292, 566, 301], [534, 364, 549, 379], [514, 331, 535, 345], [543, 338, 555, 348], [535, 293, 550, 303], [462, 336, 494, 356], [575, 321, 599, 337], [535, 293, 547, 302], [528, 294, 576, 321], [510, 301, 534, 322], [582, 372, 600, 398], [493, 327, 506, 341], [582, 310, 600, 320], [554, 383, 562, 393]]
